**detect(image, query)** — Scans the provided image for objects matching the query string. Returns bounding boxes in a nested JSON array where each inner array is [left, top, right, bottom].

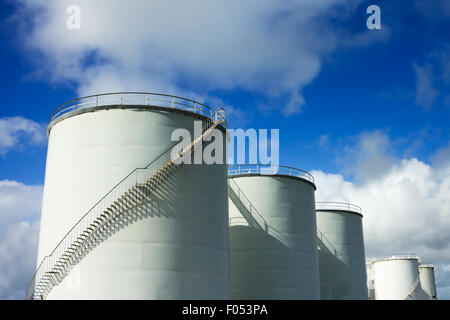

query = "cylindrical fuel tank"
[[228, 165, 320, 299], [366, 260, 376, 300], [315, 202, 368, 300], [37, 93, 229, 299], [419, 264, 437, 300], [371, 255, 421, 300]]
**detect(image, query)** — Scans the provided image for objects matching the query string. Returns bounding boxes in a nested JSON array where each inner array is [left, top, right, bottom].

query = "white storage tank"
[[419, 264, 437, 300], [228, 165, 320, 299], [33, 93, 229, 299], [371, 255, 422, 300], [315, 202, 368, 300]]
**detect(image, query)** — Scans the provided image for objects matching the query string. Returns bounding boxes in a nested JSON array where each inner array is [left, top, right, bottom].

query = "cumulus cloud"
[[413, 63, 438, 110], [414, 0, 450, 20], [11, 0, 390, 116], [432, 143, 450, 169], [0, 180, 43, 227], [318, 134, 330, 149], [0, 180, 42, 299], [0, 221, 40, 299], [312, 130, 450, 298], [413, 45, 450, 111], [0, 117, 46, 155], [336, 130, 396, 182]]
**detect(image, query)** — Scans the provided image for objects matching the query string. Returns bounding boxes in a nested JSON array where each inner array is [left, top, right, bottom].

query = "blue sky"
[[0, 0, 449, 299], [0, 1, 448, 182]]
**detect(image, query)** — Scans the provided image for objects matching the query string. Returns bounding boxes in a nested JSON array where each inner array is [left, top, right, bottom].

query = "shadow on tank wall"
[[317, 243, 351, 299], [230, 224, 317, 299]]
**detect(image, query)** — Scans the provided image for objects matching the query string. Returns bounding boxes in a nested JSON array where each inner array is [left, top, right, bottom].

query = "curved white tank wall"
[[228, 173, 320, 299], [419, 264, 437, 300], [316, 205, 368, 300], [37, 104, 229, 299], [371, 255, 422, 300]]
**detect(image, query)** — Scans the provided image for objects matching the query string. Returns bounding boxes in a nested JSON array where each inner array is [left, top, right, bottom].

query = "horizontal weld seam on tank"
[[149, 216, 228, 228], [231, 249, 320, 255], [229, 266, 320, 270], [231, 284, 319, 289], [124, 269, 230, 276], [140, 243, 230, 253]]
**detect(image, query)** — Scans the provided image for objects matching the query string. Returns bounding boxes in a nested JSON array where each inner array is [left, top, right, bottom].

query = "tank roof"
[[47, 92, 225, 134], [368, 254, 420, 264], [419, 264, 434, 268], [228, 164, 316, 190], [315, 202, 362, 217]]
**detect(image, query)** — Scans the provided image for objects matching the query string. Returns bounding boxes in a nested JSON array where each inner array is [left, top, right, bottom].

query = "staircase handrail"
[[227, 179, 267, 231]]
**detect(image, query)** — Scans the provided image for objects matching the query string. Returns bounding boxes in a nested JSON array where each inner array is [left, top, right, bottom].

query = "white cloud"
[[432, 143, 450, 169], [12, 0, 389, 116], [0, 221, 40, 299], [318, 134, 330, 149], [312, 130, 450, 299], [337, 130, 396, 182], [0, 117, 46, 155], [414, 0, 450, 20], [0, 180, 42, 299], [281, 91, 306, 117], [412, 45, 450, 111], [0, 180, 43, 228], [413, 63, 438, 110]]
